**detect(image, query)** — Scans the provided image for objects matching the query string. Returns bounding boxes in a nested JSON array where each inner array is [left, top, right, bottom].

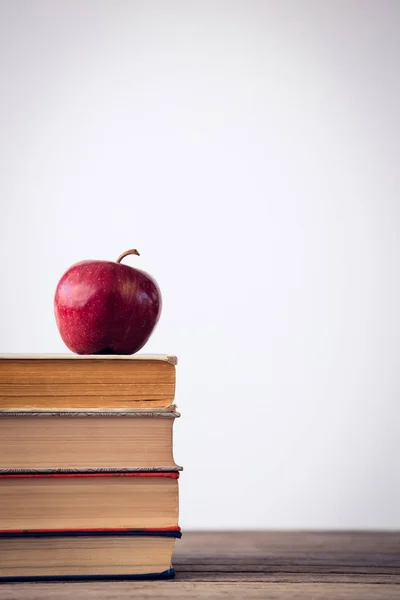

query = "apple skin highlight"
[[54, 251, 162, 355]]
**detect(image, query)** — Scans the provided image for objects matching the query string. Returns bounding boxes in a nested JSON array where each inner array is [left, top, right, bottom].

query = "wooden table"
[[1, 532, 399, 598]]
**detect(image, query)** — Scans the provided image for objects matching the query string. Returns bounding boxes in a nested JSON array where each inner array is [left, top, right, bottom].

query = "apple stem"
[[116, 249, 140, 264]]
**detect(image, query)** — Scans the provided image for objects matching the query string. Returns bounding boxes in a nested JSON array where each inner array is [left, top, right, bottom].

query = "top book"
[[0, 354, 177, 410]]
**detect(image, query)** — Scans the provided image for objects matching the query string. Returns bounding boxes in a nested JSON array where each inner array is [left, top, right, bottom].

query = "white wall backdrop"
[[1, 0, 399, 529]]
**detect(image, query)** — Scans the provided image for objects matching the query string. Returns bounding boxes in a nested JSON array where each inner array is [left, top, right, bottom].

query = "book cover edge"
[[0, 466, 183, 474], [0, 404, 178, 414], [0, 410, 181, 418], [0, 567, 176, 582], [0, 530, 182, 538], [0, 471, 180, 479], [0, 354, 178, 364]]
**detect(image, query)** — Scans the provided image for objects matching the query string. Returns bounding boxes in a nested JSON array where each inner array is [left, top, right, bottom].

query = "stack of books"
[[0, 354, 181, 581]]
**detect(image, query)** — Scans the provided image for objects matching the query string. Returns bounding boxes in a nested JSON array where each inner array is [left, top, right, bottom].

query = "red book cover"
[[0, 472, 179, 479]]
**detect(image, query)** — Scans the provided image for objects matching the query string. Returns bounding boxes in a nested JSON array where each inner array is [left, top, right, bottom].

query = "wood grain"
[[0, 532, 399, 598]]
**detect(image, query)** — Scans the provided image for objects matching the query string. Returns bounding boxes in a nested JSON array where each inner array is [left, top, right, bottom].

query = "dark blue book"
[[0, 529, 181, 581]]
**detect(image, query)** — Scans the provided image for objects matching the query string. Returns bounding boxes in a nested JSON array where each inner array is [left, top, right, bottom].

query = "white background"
[[1, 0, 399, 530]]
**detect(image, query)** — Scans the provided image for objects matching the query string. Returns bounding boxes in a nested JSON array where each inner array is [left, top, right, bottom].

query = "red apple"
[[54, 249, 162, 355]]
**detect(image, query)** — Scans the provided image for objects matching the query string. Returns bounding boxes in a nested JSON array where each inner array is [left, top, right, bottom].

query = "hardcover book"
[[0, 354, 177, 410], [0, 411, 181, 473], [0, 530, 181, 581], [0, 352, 183, 581], [0, 472, 179, 531]]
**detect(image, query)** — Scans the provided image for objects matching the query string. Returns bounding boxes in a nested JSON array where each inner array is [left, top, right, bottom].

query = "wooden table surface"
[[1, 531, 399, 599]]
